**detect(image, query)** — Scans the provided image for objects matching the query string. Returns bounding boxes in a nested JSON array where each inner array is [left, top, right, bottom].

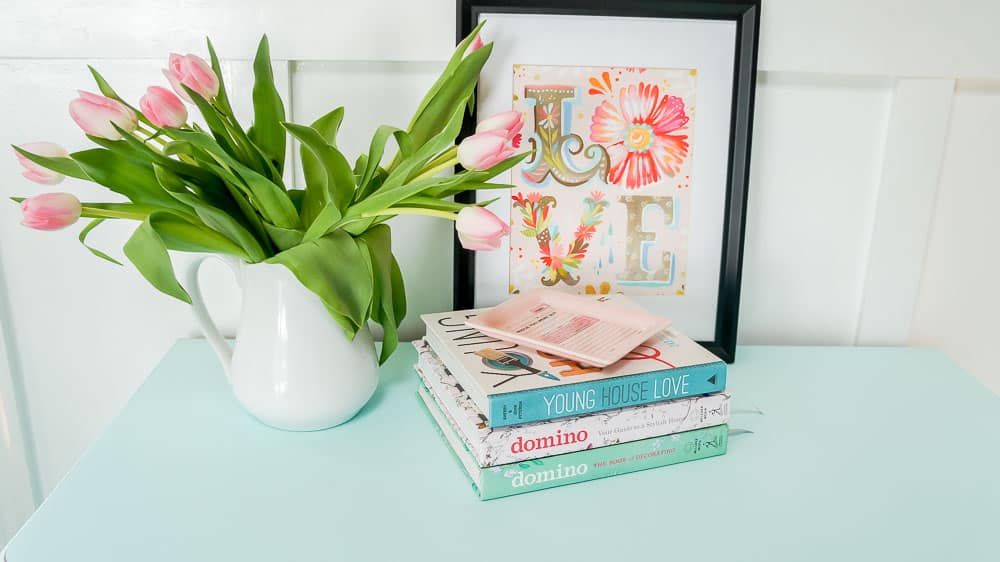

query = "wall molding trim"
[[855, 78, 956, 345], [0, 248, 41, 543]]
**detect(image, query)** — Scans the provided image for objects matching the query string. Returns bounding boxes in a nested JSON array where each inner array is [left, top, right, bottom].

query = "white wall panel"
[[856, 78, 955, 345], [910, 81, 1000, 394], [0, 272, 37, 545], [738, 72, 892, 345], [758, 0, 1000, 79], [0, 0, 455, 62], [6, 1, 1000, 79]]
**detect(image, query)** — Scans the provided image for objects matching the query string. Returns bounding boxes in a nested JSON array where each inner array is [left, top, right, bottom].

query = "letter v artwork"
[[509, 64, 696, 296]]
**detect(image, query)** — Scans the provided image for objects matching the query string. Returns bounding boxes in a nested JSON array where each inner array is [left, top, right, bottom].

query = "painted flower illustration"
[[589, 82, 689, 189], [538, 102, 556, 130]]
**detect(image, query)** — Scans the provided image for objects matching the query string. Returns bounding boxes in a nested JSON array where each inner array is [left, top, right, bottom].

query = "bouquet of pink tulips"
[[10, 23, 524, 363]]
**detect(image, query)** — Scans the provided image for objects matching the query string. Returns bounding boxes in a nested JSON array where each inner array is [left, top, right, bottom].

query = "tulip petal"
[[69, 91, 137, 139], [458, 231, 503, 251], [14, 142, 68, 185], [70, 98, 120, 140], [457, 131, 508, 170], [456, 206, 510, 253], [163, 68, 192, 102], [140, 86, 188, 127], [20, 193, 82, 231]]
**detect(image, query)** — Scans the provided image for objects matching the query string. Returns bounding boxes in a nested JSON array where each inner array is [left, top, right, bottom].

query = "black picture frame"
[[454, 0, 760, 363]]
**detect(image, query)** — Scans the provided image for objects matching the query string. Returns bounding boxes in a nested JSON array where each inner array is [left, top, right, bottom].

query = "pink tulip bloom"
[[163, 53, 219, 102], [14, 142, 69, 185], [457, 131, 517, 171], [475, 110, 523, 143], [20, 193, 82, 231], [69, 91, 138, 140], [456, 206, 510, 251], [139, 86, 188, 128], [464, 34, 484, 58]]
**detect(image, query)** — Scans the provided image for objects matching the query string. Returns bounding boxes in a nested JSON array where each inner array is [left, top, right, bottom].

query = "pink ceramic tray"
[[464, 289, 671, 367]]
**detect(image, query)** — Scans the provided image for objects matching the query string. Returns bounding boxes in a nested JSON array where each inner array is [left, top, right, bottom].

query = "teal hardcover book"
[[418, 384, 728, 500], [422, 304, 726, 428]]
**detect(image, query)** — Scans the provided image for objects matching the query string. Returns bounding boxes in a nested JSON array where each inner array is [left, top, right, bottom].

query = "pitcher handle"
[[186, 255, 241, 379]]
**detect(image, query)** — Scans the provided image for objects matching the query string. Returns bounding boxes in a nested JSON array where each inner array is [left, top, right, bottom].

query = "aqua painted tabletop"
[[3, 341, 999, 561]]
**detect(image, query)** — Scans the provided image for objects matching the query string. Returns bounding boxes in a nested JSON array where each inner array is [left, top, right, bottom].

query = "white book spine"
[[415, 340, 730, 467]]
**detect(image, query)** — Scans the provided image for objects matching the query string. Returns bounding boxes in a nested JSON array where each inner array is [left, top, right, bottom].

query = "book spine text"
[[478, 424, 728, 499], [489, 362, 726, 427]]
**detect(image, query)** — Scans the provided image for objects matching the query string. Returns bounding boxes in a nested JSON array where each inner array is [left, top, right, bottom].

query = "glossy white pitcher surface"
[[186, 258, 379, 431]]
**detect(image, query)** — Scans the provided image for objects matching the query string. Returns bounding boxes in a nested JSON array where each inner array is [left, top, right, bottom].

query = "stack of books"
[[415, 302, 731, 500]]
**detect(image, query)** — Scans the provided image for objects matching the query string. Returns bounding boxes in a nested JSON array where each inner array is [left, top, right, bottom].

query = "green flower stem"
[[80, 206, 149, 221], [134, 131, 168, 148], [135, 124, 159, 137], [133, 125, 174, 149], [362, 207, 458, 221], [411, 156, 459, 182], [421, 145, 458, 171]]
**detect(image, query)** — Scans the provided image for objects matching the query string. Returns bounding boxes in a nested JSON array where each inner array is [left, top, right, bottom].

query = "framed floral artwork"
[[455, 0, 760, 362]]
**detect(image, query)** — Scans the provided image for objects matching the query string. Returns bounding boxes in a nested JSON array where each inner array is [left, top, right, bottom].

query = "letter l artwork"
[[522, 86, 609, 186]]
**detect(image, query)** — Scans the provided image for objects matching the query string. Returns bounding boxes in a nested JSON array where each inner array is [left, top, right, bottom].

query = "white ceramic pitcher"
[[186, 257, 379, 431]]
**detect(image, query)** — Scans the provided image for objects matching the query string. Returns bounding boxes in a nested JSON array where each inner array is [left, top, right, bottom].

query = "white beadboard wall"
[[2, 0, 999, 545]]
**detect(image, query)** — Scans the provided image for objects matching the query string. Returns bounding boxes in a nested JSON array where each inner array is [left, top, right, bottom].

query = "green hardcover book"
[[417, 383, 728, 500]]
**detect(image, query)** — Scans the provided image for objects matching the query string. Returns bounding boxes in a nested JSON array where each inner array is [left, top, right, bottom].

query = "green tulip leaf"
[[123, 216, 191, 304], [182, 87, 280, 187], [153, 164, 267, 262], [407, 20, 487, 133], [11, 145, 90, 181], [342, 217, 377, 237], [283, 122, 355, 221], [92, 126, 238, 208], [86, 65, 154, 128], [322, 303, 359, 341], [347, 170, 468, 219], [181, 85, 245, 164], [79, 202, 158, 220], [388, 253, 406, 331], [353, 154, 368, 177], [380, 103, 466, 196], [148, 212, 248, 259], [70, 149, 191, 213], [78, 219, 123, 266], [393, 195, 468, 213], [294, 107, 344, 224], [167, 130, 299, 230], [288, 188, 306, 213], [310, 106, 345, 146], [162, 139, 276, 253], [358, 224, 404, 364], [265, 229, 373, 335], [358, 125, 401, 197], [262, 222, 304, 251], [406, 42, 492, 149], [301, 202, 343, 242], [393, 130, 415, 159], [424, 152, 529, 199], [205, 37, 235, 116], [247, 35, 287, 177]]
